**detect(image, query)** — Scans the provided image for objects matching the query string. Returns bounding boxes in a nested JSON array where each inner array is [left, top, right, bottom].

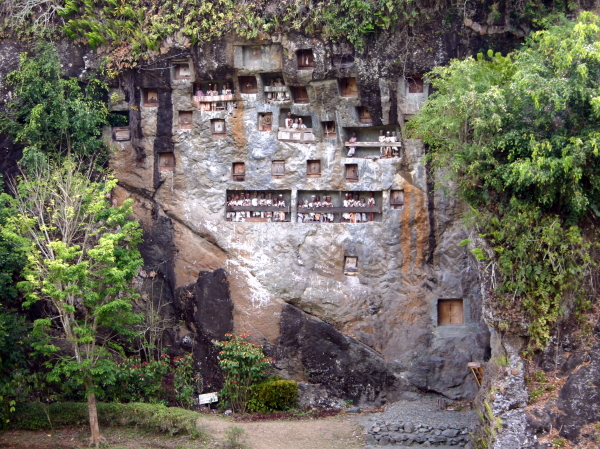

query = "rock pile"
[[365, 420, 473, 447]]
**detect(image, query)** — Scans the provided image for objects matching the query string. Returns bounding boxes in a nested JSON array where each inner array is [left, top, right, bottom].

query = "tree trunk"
[[86, 381, 102, 447]]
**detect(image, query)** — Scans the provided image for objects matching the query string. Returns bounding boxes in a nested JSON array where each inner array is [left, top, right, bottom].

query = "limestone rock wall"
[[107, 33, 490, 404]]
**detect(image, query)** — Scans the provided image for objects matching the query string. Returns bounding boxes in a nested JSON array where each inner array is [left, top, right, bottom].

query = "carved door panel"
[[390, 190, 405, 209], [233, 163, 245, 181], [272, 161, 285, 178], [438, 300, 464, 325], [307, 160, 321, 178]]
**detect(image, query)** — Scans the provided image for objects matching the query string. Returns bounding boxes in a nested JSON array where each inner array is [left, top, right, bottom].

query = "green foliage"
[[6, 402, 208, 439], [214, 333, 272, 413], [0, 42, 109, 169], [6, 158, 144, 441], [248, 377, 298, 413], [99, 352, 198, 408], [223, 426, 249, 449], [408, 13, 600, 349], [172, 353, 197, 408], [101, 354, 170, 404], [552, 438, 566, 448], [0, 191, 26, 302], [472, 400, 502, 449]]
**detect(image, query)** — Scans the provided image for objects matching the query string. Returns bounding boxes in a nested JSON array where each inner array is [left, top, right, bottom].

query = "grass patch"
[[6, 402, 208, 440]]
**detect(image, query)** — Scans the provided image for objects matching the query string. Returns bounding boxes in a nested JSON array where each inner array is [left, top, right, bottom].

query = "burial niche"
[[243, 46, 262, 67], [174, 61, 191, 80], [211, 119, 226, 137], [390, 190, 405, 209], [296, 190, 382, 223], [292, 86, 309, 104], [406, 77, 424, 94], [278, 111, 315, 142], [158, 152, 174, 172], [323, 121, 336, 138], [109, 112, 130, 141], [438, 299, 464, 326], [297, 49, 315, 70], [240, 76, 258, 94], [272, 161, 285, 179], [258, 113, 273, 132], [144, 89, 158, 107], [262, 73, 290, 102], [194, 81, 235, 112], [179, 111, 193, 130], [344, 256, 358, 275], [232, 163, 245, 181], [307, 160, 321, 178], [345, 164, 359, 182], [358, 107, 372, 124], [341, 78, 358, 97], [226, 190, 291, 222]]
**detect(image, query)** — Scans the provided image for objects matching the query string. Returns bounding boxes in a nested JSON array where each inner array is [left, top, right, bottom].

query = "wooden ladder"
[[468, 362, 484, 387]]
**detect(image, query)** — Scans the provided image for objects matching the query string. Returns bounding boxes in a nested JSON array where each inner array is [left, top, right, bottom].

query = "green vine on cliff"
[[407, 13, 600, 349]]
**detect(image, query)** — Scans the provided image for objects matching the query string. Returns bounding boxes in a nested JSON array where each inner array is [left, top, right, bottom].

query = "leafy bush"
[[0, 43, 109, 168], [100, 352, 198, 408], [215, 333, 272, 413], [407, 12, 600, 349], [6, 402, 208, 439], [248, 377, 298, 413]]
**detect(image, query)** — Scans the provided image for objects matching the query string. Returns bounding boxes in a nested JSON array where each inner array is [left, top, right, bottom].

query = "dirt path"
[[200, 414, 364, 449], [0, 414, 365, 449]]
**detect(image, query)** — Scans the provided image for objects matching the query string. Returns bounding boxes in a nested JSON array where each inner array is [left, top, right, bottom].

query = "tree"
[[407, 12, 600, 348], [6, 159, 143, 446], [0, 43, 109, 169]]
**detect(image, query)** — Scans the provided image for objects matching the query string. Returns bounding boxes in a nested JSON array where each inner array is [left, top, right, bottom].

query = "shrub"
[[6, 402, 208, 439], [100, 352, 198, 408], [248, 377, 298, 413], [214, 333, 272, 413]]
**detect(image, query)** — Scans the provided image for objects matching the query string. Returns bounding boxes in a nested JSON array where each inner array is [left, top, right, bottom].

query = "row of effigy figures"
[[266, 78, 290, 102], [226, 192, 287, 222], [297, 192, 376, 223], [347, 130, 403, 158], [194, 83, 235, 113], [298, 195, 335, 222], [378, 130, 402, 158], [341, 192, 376, 223]]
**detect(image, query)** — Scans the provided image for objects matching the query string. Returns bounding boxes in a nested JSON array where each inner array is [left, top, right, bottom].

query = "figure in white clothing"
[[342, 193, 350, 222], [292, 119, 299, 129], [298, 118, 307, 129], [277, 195, 286, 221], [359, 197, 368, 222], [297, 199, 305, 222], [379, 130, 386, 158], [348, 132, 358, 157], [285, 112, 293, 129], [266, 193, 273, 221], [252, 191, 260, 217], [368, 192, 376, 222], [259, 192, 266, 218], [226, 196, 232, 221]]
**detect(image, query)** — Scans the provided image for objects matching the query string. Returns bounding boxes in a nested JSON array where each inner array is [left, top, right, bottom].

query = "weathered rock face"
[[104, 32, 491, 404], [0, 21, 500, 404]]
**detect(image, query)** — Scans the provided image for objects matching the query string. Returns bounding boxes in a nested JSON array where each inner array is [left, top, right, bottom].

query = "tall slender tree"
[[7, 160, 143, 446]]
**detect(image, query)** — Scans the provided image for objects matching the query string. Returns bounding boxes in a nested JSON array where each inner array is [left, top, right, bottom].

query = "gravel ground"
[[355, 394, 479, 448]]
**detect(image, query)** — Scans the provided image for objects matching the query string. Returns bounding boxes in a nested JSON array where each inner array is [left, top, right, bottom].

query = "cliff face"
[[101, 31, 493, 404], [0, 10, 525, 405]]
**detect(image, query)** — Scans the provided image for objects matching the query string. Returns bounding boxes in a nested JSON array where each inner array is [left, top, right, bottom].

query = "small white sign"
[[198, 392, 219, 405]]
